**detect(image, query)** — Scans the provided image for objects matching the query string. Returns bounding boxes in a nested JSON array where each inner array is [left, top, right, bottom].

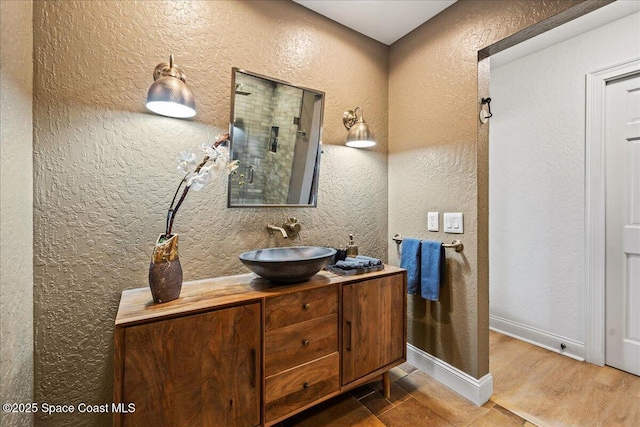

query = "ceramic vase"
[[148, 234, 183, 303]]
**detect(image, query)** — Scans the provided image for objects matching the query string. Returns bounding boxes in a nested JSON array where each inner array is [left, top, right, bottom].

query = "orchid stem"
[[165, 156, 211, 237], [163, 133, 229, 237]]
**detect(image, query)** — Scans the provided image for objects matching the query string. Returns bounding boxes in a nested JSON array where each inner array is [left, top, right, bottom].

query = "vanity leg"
[[382, 371, 391, 399]]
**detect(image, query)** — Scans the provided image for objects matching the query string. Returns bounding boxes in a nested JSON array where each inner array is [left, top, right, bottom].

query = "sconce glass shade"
[[343, 107, 376, 148], [146, 55, 196, 119]]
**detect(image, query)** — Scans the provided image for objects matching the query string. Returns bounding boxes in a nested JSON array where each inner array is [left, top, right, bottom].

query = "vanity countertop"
[[116, 265, 405, 327]]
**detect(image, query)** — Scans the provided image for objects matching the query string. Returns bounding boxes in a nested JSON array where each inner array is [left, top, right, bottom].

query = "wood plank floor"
[[490, 330, 640, 427]]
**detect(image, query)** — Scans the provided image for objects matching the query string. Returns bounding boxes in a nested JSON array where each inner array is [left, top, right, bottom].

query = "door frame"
[[585, 58, 640, 365]]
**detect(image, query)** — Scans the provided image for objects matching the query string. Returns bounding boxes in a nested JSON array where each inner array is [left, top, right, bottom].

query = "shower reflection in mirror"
[[228, 68, 324, 207]]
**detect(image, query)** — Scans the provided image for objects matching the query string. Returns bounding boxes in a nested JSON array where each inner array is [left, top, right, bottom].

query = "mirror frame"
[[228, 68, 325, 208]]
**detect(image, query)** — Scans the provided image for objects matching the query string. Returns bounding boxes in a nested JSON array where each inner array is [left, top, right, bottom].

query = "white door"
[[605, 73, 640, 376]]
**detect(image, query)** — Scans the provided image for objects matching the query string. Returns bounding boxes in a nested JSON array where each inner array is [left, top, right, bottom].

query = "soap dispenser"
[[346, 234, 358, 257]]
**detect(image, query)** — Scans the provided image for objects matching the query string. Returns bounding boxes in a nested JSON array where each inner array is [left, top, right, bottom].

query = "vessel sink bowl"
[[239, 246, 337, 284]]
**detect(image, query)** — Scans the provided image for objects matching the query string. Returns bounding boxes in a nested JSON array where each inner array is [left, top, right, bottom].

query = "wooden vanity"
[[113, 266, 406, 427]]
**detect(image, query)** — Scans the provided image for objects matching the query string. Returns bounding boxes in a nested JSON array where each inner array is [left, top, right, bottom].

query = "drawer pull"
[[346, 321, 352, 352], [302, 339, 309, 347], [303, 382, 310, 390], [302, 303, 311, 310]]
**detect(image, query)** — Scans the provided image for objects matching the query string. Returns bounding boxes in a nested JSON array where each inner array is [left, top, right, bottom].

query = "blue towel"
[[400, 238, 421, 294], [421, 240, 445, 301], [345, 256, 367, 266], [355, 255, 382, 266], [335, 260, 363, 270]]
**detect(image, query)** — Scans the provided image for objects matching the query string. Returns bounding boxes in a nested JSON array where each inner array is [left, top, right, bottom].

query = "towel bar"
[[392, 234, 464, 253]]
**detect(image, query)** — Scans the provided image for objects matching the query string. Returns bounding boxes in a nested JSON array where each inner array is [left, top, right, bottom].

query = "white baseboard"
[[490, 314, 586, 361], [406, 343, 493, 406]]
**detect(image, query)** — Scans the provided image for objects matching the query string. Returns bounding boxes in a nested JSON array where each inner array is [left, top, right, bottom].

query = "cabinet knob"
[[303, 382, 310, 390], [302, 339, 309, 347], [302, 303, 310, 310]]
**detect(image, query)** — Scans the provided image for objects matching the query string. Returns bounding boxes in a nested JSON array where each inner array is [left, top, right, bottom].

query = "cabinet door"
[[122, 303, 261, 427], [342, 274, 405, 385]]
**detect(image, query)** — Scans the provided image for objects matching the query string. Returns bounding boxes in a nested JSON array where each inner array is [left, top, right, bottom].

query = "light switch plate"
[[428, 212, 439, 231], [444, 213, 464, 234]]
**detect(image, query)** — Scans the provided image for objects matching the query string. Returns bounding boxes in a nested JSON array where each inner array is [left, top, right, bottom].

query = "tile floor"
[[277, 332, 640, 426], [278, 362, 534, 427]]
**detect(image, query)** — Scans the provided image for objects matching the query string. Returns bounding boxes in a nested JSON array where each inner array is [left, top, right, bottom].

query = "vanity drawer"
[[265, 313, 338, 376], [265, 352, 339, 422], [265, 284, 338, 330]]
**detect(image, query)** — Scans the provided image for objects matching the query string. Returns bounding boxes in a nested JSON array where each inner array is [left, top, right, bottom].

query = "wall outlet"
[[427, 212, 439, 231], [444, 213, 464, 234]]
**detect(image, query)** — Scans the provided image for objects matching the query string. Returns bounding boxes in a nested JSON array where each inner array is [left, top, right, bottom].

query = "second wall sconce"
[[343, 106, 376, 148], [146, 55, 196, 119]]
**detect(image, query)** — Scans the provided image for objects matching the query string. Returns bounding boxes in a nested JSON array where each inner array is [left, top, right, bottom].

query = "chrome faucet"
[[267, 224, 288, 239]]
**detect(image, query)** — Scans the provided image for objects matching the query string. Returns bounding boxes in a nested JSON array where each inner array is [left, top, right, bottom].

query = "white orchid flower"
[[188, 165, 213, 191], [208, 161, 222, 172], [200, 142, 217, 158], [214, 145, 229, 159], [213, 154, 227, 166], [226, 160, 240, 175], [176, 151, 198, 175], [165, 134, 233, 237]]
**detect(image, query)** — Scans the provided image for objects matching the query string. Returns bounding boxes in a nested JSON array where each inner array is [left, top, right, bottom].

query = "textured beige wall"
[[32, 1, 387, 425], [388, 0, 586, 379], [0, 1, 34, 426]]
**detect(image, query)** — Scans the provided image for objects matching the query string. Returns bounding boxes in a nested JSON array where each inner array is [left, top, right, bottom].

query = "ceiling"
[[295, 1, 639, 63], [293, 0, 457, 45]]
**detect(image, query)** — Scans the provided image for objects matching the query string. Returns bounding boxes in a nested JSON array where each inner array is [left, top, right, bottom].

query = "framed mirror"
[[228, 68, 324, 207]]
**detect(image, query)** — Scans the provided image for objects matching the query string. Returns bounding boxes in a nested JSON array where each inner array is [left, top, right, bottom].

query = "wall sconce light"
[[343, 107, 376, 148], [146, 55, 196, 119]]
